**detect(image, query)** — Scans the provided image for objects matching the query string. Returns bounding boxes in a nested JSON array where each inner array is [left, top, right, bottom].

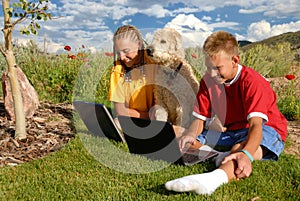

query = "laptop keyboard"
[[182, 152, 200, 164], [181, 148, 218, 165]]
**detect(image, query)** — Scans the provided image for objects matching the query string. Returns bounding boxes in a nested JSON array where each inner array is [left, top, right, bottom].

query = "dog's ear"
[[174, 31, 185, 59]]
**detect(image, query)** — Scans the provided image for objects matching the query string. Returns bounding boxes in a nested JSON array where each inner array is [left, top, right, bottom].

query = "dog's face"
[[146, 28, 185, 65]]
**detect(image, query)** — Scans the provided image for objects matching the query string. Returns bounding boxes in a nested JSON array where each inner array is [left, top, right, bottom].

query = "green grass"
[[0, 134, 299, 201]]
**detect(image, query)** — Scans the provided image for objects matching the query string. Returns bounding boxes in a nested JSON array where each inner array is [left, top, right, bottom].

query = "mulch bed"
[[0, 101, 75, 166]]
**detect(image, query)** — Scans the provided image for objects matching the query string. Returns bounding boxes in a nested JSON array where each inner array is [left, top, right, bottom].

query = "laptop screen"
[[118, 115, 184, 163], [73, 101, 125, 142]]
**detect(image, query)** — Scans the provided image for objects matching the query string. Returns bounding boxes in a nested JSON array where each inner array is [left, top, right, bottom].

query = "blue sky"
[[1, 0, 300, 53]]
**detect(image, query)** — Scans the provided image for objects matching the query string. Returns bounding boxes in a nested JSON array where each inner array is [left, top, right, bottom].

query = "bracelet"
[[240, 149, 254, 162]]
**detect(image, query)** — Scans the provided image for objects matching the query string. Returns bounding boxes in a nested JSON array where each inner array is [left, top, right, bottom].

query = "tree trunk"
[[5, 51, 27, 139], [2, 0, 27, 140]]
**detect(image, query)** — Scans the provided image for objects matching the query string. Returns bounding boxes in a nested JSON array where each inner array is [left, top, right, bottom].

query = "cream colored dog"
[[146, 28, 199, 129]]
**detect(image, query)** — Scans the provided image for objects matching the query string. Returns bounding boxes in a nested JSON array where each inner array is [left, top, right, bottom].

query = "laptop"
[[73, 100, 125, 142], [118, 115, 218, 166]]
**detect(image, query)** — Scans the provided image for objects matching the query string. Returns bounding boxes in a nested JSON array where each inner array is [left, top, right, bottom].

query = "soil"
[[284, 121, 300, 157], [0, 100, 75, 166], [0, 98, 299, 167]]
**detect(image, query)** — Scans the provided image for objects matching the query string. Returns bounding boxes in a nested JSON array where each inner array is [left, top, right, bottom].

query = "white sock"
[[199, 145, 230, 167], [165, 169, 228, 195]]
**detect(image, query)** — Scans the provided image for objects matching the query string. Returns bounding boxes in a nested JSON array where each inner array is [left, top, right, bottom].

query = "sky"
[[1, 0, 300, 53]]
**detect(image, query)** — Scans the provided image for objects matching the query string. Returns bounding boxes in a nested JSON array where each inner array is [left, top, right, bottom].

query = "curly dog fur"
[[146, 28, 199, 129]]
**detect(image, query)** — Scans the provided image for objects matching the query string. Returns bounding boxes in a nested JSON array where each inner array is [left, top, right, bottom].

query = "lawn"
[[0, 133, 299, 201]]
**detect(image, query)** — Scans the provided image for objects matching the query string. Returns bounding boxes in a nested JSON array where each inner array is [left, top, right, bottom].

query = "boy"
[[165, 30, 288, 195]]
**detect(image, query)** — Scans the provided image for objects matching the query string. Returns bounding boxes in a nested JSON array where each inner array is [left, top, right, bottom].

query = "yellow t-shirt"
[[107, 54, 156, 114]]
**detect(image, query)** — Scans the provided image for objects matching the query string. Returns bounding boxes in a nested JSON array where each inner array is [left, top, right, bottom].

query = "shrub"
[[185, 46, 206, 79], [20, 52, 86, 103], [72, 52, 113, 105], [239, 42, 294, 77], [274, 73, 300, 120]]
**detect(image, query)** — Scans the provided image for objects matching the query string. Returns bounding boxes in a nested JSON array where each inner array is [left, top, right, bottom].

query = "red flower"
[[104, 52, 114, 57], [64, 45, 71, 51], [285, 74, 296, 80], [77, 52, 84, 57], [191, 53, 197, 58], [82, 44, 85, 48], [68, 54, 76, 59]]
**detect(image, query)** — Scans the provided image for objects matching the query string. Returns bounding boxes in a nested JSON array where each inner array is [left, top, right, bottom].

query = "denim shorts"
[[196, 125, 285, 160]]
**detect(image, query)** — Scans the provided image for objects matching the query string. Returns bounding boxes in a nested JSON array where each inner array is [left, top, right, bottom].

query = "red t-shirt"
[[193, 65, 288, 141]]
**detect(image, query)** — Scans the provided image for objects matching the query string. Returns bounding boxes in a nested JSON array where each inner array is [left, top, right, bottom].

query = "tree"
[[0, 0, 51, 140]]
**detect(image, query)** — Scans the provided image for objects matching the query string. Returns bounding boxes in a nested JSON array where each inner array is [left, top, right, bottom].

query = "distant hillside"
[[240, 30, 300, 51], [238, 40, 252, 47]]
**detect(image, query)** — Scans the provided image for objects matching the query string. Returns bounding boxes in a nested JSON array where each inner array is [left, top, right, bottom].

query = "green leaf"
[[36, 23, 41, 29], [37, 14, 42, 20], [32, 29, 38, 35], [20, 28, 30, 35], [5, 7, 14, 17]]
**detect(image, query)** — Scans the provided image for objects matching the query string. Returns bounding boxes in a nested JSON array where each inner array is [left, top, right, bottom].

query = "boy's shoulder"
[[241, 66, 268, 82]]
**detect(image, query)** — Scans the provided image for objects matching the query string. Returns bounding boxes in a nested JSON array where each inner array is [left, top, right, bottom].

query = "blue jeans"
[[196, 125, 285, 160]]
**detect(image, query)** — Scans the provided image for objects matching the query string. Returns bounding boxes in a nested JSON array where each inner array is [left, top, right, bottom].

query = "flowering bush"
[[185, 47, 206, 78], [285, 74, 296, 80], [104, 52, 114, 57], [68, 54, 76, 59], [191, 53, 197, 59], [64, 45, 71, 51], [240, 42, 294, 77], [273, 71, 300, 120]]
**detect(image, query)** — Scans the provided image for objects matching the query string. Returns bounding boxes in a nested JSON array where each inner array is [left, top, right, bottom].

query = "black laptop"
[[118, 115, 218, 166], [73, 100, 125, 142]]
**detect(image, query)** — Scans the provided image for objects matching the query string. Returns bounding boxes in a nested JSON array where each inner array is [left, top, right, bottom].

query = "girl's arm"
[[113, 102, 149, 119]]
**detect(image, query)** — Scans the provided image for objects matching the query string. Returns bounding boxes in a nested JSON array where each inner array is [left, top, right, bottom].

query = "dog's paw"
[[151, 105, 168, 121]]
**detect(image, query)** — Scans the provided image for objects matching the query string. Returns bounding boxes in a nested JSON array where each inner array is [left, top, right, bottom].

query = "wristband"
[[240, 149, 254, 162]]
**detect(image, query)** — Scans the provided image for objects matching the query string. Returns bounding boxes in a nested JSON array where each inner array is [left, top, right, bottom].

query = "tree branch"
[[0, 45, 7, 57], [11, 7, 49, 27]]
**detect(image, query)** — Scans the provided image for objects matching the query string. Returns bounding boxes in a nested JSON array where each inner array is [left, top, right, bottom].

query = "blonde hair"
[[203, 31, 238, 58], [113, 25, 143, 46]]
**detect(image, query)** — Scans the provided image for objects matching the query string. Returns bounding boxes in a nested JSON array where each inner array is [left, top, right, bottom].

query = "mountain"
[[240, 30, 300, 51], [238, 40, 252, 47]]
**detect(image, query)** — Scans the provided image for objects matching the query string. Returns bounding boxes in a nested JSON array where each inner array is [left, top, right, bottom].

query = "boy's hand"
[[222, 152, 253, 179], [178, 134, 197, 150]]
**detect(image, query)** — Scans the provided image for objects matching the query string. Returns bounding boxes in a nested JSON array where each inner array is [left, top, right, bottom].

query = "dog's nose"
[[146, 47, 153, 56]]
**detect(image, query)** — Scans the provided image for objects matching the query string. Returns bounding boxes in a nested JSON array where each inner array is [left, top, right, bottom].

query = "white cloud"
[[246, 20, 300, 42], [111, 6, 139, 20], [246, 20, 271, 41], [121, 19, 133, 25], [143, 4, 171, 18], [210, 21, 240, 29], [235, 33, 247, 41], [166, 14, 212, 32], [239, 6, 269, 14], [202, 16, 212, 21], [164, 14, 213, 47], [238, 0, 300, 19]]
